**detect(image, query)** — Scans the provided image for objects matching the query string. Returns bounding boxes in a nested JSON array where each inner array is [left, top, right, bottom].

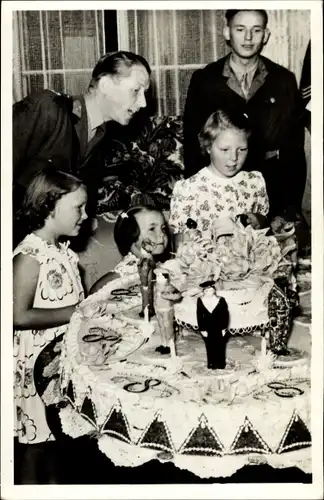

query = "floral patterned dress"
[[169, 168, 269, 239], [13, 233, 84, 444]]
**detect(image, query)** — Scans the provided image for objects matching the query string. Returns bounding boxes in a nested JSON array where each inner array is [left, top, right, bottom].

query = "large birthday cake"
[[59, 261, 311, 478]]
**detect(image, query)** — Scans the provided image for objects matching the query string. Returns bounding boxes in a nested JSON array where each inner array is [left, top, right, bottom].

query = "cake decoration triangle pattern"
[[65, 379, 75, 406], [229, 416, 272, 455], [101, 403, 132, 444], [179, 414, 225, 456], [276, 410, 311, 454], [79, 391, 97, 429], [137, 412, 174, 452]]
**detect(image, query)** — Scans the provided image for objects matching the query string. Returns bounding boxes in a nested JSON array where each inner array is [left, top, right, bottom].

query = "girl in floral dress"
[[169, 109, 269, 245], [169, 110, 298, 356], [13, 168, 87, 480]]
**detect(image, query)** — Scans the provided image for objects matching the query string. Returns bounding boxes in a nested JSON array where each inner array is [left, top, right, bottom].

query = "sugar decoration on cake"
[[179, 414, 225, 456], [101, 401, 132, 444], [137, 411, 174, 452], [229, 416, 272, 455], [276, 410, 311, 454]]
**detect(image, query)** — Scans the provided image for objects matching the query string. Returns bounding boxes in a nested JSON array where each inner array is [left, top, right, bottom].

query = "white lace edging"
[[59, 406, 95, 438], [96, 435, 311, 478], [59, 272, 311, 479]]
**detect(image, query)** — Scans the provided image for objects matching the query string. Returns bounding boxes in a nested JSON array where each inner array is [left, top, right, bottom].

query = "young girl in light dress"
[[90, 206, 181, 353], [169, 109, 269, 245], [90, 205, 172, 296], [13, 167, 87, 480], [170, 110, 298, 357]]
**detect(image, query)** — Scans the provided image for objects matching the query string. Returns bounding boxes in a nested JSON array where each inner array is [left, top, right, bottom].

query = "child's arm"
[[254, 172, 270, 218], [13, 253, 79, 330]]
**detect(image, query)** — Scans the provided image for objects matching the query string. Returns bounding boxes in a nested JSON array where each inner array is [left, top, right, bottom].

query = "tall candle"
[[144, 305, 149, 324], [261, 336, 267, 357], [169, 338, 177, 359]]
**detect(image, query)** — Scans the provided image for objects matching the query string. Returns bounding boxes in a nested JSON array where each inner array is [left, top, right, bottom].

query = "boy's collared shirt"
[[224, 54, 268, 100]]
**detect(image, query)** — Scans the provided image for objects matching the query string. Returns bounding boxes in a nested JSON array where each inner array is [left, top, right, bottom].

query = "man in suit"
[[13, 51, 151, 246], [183, 10, 307, 221]]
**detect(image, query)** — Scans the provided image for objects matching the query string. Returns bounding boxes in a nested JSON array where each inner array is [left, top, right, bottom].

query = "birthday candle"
[[169, 338, 177, 359], [261, 336, 267, 357], [144, 305, 149, 324]]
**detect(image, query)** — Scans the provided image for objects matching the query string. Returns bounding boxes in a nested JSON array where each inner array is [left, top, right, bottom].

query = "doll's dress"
[[13, 233, 84, 443]]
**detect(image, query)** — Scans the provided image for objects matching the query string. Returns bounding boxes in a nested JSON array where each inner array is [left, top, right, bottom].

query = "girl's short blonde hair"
[[198, 109, 251, 154]]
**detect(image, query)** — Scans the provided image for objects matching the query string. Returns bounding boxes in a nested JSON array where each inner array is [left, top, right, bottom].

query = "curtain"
[[12, 10, 105, 102], [263, 10, 310, 84], [13, 9, 311, 112], [13, 12, 23, 102], [123, 9, 310, 116]]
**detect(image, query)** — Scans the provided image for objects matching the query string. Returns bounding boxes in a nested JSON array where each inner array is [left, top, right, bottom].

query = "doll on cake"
[[196, 280, 229, 370]]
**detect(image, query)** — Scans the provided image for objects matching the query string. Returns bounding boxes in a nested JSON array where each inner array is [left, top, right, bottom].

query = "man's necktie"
[[241, 72, 250, 99]]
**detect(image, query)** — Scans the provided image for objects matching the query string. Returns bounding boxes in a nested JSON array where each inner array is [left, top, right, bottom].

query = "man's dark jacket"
[[13, 89, 107, 194], [12, 90, 109, 248], [183, 55, 307, 215]]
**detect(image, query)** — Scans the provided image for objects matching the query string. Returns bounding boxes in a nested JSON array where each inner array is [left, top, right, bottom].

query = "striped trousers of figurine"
[[267, 284, 299, 353]]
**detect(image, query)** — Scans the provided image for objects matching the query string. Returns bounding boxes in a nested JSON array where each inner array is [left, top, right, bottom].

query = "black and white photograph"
[[1, 1, 323, 498]]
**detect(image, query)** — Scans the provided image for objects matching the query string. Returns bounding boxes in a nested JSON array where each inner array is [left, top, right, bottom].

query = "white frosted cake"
[[174, 279, 272, 332], [59, 273, 311, 478]]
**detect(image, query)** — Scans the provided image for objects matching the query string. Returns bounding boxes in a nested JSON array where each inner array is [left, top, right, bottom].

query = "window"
[[124, 10, 228, 116], [13, 9, 310, 114], [121, 9, 310, 116], [13, 10, 116, 100]]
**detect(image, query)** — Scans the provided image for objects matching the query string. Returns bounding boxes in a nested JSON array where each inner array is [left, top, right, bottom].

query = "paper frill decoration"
[[178, 414, 224, 456], [229, 416, 272, 455], [137, 412, 173, 452], [276, 410, 311, 454], [101, 403, 132, 444]]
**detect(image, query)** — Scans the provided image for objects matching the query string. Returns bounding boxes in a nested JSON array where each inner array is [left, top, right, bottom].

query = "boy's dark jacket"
[[183, 55, 306, 211]]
